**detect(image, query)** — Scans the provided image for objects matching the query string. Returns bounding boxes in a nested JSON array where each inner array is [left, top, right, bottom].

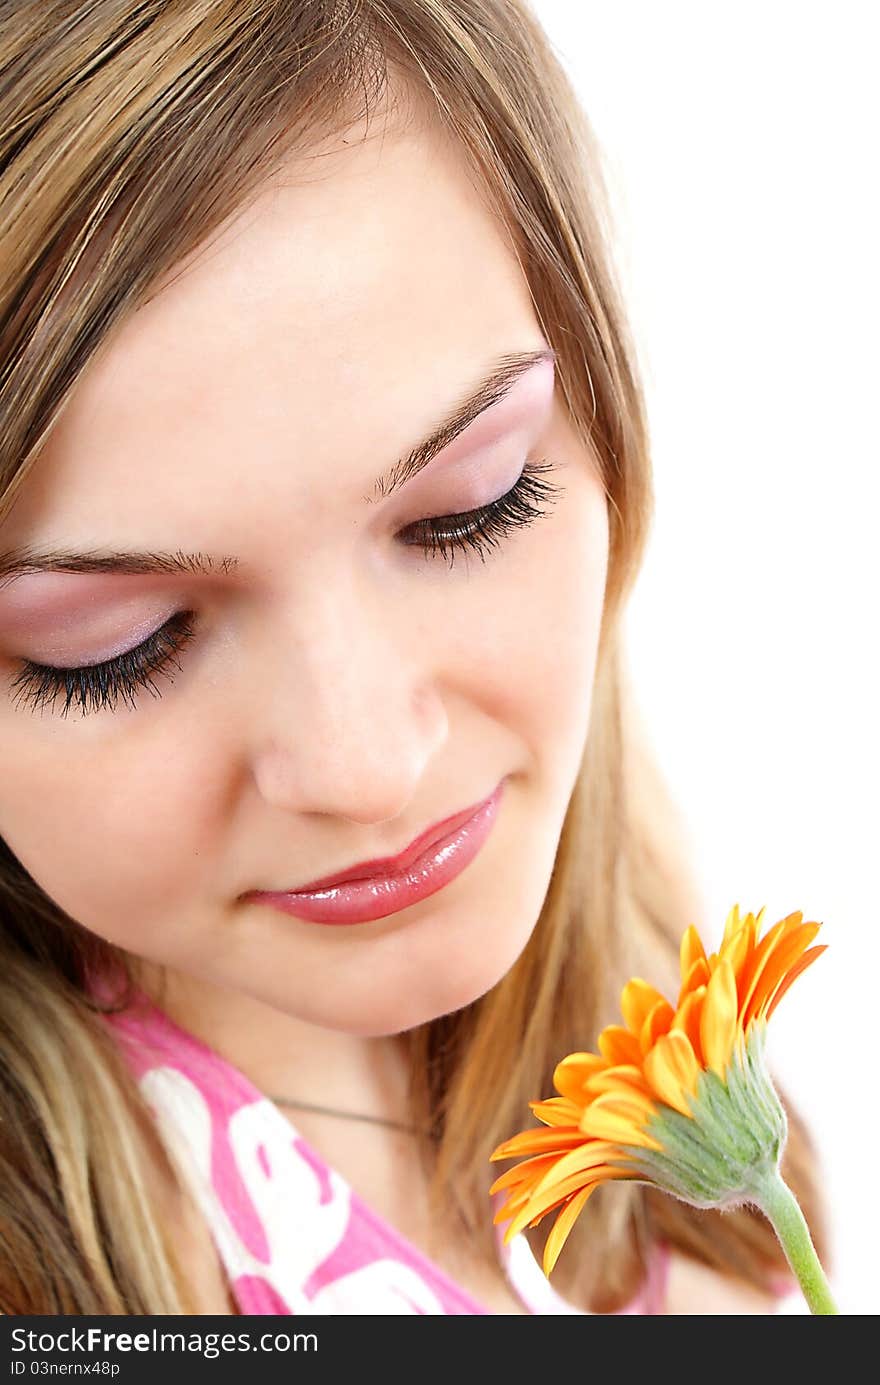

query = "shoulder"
[[661, 1247, 785, 1315]]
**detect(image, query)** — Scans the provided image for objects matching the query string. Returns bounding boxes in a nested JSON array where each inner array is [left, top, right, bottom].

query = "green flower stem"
[[749, 1166, 838, 1314]]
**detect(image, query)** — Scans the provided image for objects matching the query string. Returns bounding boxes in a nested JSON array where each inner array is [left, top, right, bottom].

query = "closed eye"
[[7, 457, 564, 719], [398, 456, 563, 569]]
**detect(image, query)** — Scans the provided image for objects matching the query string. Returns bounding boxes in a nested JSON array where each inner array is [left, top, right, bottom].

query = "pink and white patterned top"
[[97, 985, 669, 1315]]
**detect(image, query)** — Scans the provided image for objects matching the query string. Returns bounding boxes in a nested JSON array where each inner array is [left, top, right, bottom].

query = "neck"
[[133, 961, 412, 1122]]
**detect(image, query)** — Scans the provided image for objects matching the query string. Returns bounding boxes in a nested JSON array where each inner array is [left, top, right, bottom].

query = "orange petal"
[[737, 913, 802, 1025], [490, 1127, 589, 1161], [640, 998, 675, 1053], [719, 920, 753, 983], [490, 1152, 563, 1197], [542, 1184, 597, 1277], [764, 945, 827, 1021], [501, 1167, 621, 1241], [620, 978, 669, 1035], [721, 904, 743, 946], [642, 1030, 699, 1117], [584, 1064, 652, 1099], [530, 1140, 626, 1197], [742, 921, 822, 1029], [745, 905, 768, 941], [578, 1091, 661, 1150], [493, 1177, 551, 1222], [737, 919, 787, 1019], [527, 1166, 634, 1231], [497, 1195, 542, 1240], [671, 985, 706, 1066], [677, 956, 711, 1007], [680, 924, 707, 983], [585, 1086, 657, 1123], [528, 1097, 583, 1128], [597, 1025, 645, 1067], [700, 957, 738, 1077], [541, 1172, 641, 1274], [553, 1051, 607, 1101], [726, 905, 765, 968]]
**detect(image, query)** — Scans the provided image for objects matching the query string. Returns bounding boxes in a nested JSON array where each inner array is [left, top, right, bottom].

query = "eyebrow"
[[366, 346, 556, 502], [0, 345, 556, 585]]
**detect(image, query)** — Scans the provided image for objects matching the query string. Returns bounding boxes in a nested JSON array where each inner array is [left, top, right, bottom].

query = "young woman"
[[0, 0, 826, 1314]]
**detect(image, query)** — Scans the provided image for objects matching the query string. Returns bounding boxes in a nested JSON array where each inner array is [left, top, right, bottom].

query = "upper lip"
[[252, 786, 498, 894]]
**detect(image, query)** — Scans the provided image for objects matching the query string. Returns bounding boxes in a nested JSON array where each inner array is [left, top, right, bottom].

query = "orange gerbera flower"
[[490, 904, 826, 1280]]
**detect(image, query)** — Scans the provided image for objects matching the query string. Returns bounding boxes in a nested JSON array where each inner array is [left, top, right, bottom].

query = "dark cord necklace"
[[269, 1094, 423, 1136]]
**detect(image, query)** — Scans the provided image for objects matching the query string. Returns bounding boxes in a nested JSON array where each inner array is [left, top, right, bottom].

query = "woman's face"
[[0, 100, 609, 1036]]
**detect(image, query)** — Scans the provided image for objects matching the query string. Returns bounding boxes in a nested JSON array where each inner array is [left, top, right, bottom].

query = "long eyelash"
[[402, 457, 565, 569], [10, 610, 197, 719]]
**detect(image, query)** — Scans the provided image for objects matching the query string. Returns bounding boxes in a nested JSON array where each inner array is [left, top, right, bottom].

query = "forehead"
[[3, 104, 542, 549]]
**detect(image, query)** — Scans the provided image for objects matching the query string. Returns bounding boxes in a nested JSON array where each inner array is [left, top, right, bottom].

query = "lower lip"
[[247, 780, 505, 925]]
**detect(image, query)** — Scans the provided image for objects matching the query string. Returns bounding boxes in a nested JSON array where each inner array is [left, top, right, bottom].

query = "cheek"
[[0, 720, 217, 945], [452, 468, 608, 775]]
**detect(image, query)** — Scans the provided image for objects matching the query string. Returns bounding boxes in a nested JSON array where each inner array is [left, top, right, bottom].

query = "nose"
[[248, 579, 449, 823]]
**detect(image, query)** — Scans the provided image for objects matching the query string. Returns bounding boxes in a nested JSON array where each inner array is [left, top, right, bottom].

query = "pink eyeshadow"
[[0, 573, 178, 663], [432, 355, 556, 472]]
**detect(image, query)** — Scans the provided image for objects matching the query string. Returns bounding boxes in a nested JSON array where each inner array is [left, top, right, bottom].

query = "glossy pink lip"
[[245, 778, 506, 925]]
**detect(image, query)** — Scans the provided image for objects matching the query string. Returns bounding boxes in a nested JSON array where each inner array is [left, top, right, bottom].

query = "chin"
[[326, 941, 534, 1037]]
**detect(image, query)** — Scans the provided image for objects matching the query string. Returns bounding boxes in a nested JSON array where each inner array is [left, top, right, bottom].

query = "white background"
[[532, 1, 878, 1313]]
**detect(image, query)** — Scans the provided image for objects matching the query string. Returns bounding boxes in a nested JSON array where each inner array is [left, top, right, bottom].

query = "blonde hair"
[[0, 0, 827, 1313]]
